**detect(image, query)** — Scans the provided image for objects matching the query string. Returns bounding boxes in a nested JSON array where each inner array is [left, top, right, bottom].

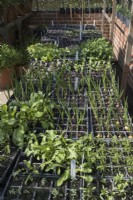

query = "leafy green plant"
[[0, 43, 18, 69], [117, 4, 131, 18], [27, 43, 60, 62], [81, 38, 113, 61]]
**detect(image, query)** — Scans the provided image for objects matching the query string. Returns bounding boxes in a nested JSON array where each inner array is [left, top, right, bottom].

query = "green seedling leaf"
[[7, 118, 16, 125], [13, 126, 25, 146], [57, 168, 70, 186], [81, 175, 93, 183], [36, 111, 43, 118]]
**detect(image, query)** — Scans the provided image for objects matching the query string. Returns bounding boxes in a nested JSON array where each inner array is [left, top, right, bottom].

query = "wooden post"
[[101, 0, 106, 36], [109, 0, 116, 41], [70, 4, 72, 24], [81, 0, 84, 25], [35, 0, 39, 11], [88, 0, 91, 14], [121, 0, 133, 96]]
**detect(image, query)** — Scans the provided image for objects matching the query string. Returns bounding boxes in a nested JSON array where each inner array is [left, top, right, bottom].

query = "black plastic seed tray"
[[84, 25, 96, 30], [1, 175, 62, 200], [99, 177, 133, 200], [2, 172, 98, 200], [0, 146, 19, 184], [41, 37, 57, 44], [2, 151, 87, 200], [2, 176, 85, 200], [100, 144, 133, 177], [9, 151, 60, 177], [94, 131, 133, 140], [47, 29, 65, 35]]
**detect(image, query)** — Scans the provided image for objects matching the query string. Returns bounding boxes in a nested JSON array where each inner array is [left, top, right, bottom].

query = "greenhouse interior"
[[0, 0, 133, 199]]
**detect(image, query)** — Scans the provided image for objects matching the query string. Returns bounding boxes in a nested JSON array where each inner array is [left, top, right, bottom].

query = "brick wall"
[[22, 11, 110, 39]]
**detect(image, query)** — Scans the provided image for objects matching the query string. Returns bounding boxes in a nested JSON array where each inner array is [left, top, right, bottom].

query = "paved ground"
[[0, 90, 13, 105]]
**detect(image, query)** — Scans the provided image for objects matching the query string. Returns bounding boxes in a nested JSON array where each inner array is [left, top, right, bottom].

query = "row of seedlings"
[[41, 24, 102, 47]]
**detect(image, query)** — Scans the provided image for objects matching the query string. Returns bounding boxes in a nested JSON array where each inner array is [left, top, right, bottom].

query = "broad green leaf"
[[81, 175, 93, 183], [57, 169, 70, 186], [13, 126, 25, 146], [7, 118, 16, 125], [21, 106, 29, 112], [36, 111, 43, 118], [1, 104, 7, 113], [0, 128, 6, 143]]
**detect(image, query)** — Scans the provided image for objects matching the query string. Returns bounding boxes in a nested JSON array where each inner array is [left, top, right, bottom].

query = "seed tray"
[[2, 172, 99, 200], [94, 131, 133, 140], [84, 25, 96, 30], [2, 175, 66, 200], [51, 92, 87, 105], [58, 130, 88, 139], [10, 152, 60, 176], [0, 146, 19, 184], [53, 119, 88, 133], [47, 30, 65, 35], [82, 34, 102, 41], [99, 177, 133, 200], [68, 96, 88, 107], [91, 107, 131, 121], [103, 166, 132, 178], [53, 108, 91, 134], [93, 121, 133, 132], [90, 90, 123, 108], [60, 37, 81, 48], [101, 148, 133, 177], [41, 37, 57, 44]]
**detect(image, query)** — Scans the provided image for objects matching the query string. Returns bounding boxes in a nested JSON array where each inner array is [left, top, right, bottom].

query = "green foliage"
[[0, 91, 56, 146], [117, 4, 131, 18], [81, 37, 113, 61], [0, 43, 18, 69], [27, 43, 60, 62]]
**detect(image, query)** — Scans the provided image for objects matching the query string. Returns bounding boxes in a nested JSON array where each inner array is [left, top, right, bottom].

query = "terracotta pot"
[[0, 68, 15, 90]]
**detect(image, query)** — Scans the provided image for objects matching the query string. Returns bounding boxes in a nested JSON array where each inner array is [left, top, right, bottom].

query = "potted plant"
[[0, 43, 18, 89]]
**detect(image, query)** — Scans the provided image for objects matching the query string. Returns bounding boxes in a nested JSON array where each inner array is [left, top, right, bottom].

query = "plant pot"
[[108, 7, 112, 14], [95, 8, 99, 13], [75, 8, 79, 14], [65, 8, 70, 14], [99, 7, 103, 13], [84, 8, 90, 14], [75, 8, 82, 14], [72, 8, 75, 14], [105, 7, 109, 13], [0, 68, 15, 90], [90, 8, 94, 13], [60, 7, 65, 14]]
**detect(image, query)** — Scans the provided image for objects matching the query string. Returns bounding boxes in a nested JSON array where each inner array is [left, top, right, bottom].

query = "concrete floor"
[[0, 90, 13, 105]]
